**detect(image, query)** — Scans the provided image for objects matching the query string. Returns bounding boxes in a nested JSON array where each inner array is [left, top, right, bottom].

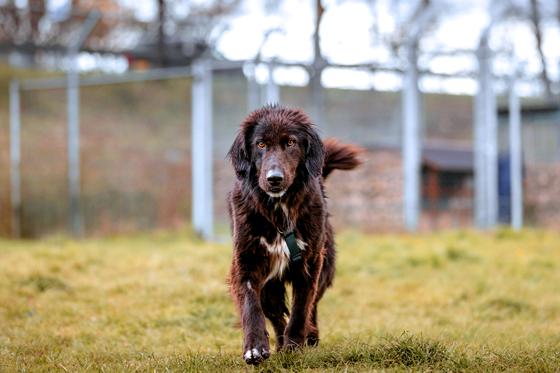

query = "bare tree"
[[311, 0, 325, 125], [530, 0, 553, 102], [158, 0, 167, 66], [0, 0, 241, 68], [150, 0, 241, 65]]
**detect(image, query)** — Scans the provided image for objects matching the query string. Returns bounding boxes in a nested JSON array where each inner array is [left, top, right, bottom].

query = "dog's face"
[[229, 107, 324, 197], [252, 122, 304, 197]]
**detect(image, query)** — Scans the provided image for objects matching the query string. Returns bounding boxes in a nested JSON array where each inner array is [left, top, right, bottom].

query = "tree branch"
[[530, 0, 553, 102]]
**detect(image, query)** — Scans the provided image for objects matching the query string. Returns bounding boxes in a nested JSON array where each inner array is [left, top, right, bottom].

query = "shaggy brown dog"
[[227, 105, 362, 365]]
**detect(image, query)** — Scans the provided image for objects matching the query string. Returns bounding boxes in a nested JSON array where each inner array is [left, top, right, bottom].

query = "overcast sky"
[[217, 0, 559, 96], [34, 0, 560, 96]]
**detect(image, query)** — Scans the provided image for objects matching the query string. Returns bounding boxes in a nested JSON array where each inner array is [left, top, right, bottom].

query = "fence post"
[[67, 64, 84, 237], [509, 72, 523, 230], [474, 37, 498, 228], [402, 41, 421, 231], [65, 11, 99, 237], [474, 53, 487, 228], [9, 80, 21, 238], [191, 59, 214, 239], [484, 49, 498, 228]]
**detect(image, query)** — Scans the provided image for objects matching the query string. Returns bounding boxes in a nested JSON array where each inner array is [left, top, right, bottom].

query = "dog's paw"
[[306, 334, 319, 347], [243, 328, 270, 365], [274, 335, 285, 352], [282, 335, 305, 351], [306, 326, 319, 347], [243, 346, 270, 365]]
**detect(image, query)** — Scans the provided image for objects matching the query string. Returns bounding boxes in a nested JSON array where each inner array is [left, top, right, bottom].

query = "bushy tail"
[[322, 138, 364, 179]]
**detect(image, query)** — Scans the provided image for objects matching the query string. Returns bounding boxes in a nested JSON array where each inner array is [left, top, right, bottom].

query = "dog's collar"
[[283, 231, 302, 262]]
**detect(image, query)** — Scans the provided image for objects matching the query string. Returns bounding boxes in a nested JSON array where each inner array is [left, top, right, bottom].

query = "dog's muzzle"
[[265, 168, 286, 197], [266, 169, 284, 186]]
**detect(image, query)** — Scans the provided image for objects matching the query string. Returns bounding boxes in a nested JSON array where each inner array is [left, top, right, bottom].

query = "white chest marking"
[[281, 203, 289, 218], [260, 235, 289, 282], [260, 235, 307, 283]]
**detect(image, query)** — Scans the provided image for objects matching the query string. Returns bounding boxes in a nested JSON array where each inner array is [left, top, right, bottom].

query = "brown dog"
[[227, 105, 361, 365]]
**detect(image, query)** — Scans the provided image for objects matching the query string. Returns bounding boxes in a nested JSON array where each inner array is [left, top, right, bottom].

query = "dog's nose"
[[266, 169, 284, 184]]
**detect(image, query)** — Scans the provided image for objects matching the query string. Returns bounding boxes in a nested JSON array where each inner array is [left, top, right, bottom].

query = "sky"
[[20, 0, 560, 96], [213, 0, 559, 96]]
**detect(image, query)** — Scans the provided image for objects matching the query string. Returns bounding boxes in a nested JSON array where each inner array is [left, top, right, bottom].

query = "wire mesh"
[[3, 70, 560, 238], [15, 78, 192, 237], [19, 87, 68, 237], [212, 70, 249, 236], [79, 79, 192, 236]]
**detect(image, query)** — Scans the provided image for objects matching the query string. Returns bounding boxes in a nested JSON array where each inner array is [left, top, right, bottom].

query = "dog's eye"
[[257, 141, 266, 149], [287, 139, 296, 147]]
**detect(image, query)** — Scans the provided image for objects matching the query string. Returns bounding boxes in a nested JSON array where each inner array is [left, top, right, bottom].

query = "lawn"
[[0, 229, 559, 372]]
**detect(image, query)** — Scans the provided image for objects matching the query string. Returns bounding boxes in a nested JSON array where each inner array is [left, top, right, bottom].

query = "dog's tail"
[[322, 138, 364, 179]]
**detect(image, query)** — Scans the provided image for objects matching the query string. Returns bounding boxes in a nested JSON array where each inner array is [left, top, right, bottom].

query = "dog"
[[227, 105, 362, 365]]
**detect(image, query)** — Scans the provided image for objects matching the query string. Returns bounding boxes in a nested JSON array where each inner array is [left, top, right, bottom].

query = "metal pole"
[[402, 42, 421, 231], [67, 65, 83, 236], [265, 61, 279, 104], [474, 38, 498, 228], [65, 11, 99, 237], [509, 73, 523, 230], [484, 49, 498, 228], [474, 64, 487, 228], [9, 80, 21, 238], [21, 66, 195, 91], [191, 59, 214, 239]]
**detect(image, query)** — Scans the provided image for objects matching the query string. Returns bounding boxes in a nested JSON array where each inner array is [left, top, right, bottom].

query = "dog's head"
[[228, 106, 324, 198]]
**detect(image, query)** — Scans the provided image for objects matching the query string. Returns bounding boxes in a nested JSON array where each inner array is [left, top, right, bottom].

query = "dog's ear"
[[228, 130, 251, 179], [305, 128, 325, 178]]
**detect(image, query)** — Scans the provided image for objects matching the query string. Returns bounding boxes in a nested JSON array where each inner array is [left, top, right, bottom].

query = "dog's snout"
[[266, 169, 284, 184]]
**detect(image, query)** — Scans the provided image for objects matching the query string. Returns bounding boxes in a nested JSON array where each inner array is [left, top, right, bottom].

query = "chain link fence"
[[1, 67, 560, 238]]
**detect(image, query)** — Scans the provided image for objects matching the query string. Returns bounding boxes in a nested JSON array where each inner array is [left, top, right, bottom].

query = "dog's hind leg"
[[307, 244, 335, 346], [261, 279, 289, 351], [306, 304, 320, 346], [284, 256, 324, 349], [306, 279, 327, 346]]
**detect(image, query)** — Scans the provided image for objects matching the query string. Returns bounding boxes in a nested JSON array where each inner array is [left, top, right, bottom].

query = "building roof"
[[497, 100, 560, 115], [422, 147, 473, 172], [365, 142, 475, 172]]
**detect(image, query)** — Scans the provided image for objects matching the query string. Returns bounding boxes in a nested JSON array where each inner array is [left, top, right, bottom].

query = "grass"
[[1, 228, 560, 372]]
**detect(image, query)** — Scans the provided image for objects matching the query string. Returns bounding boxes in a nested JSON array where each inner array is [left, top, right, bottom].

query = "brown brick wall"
[[325, 149, 404, 232], [525, 163, 560, 228]]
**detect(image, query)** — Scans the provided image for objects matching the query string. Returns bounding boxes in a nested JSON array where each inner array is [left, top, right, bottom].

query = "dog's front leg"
[[232, 268, 270, 365], [284, 256, 322, 349], [241, 279, 270, 364]]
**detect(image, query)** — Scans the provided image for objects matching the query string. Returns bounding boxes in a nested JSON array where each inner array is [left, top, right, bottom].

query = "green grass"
[[1, 229, 560, 372]]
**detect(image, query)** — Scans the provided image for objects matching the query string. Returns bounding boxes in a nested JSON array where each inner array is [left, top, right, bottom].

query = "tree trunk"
[[530, 0, 553, 102], [310, 0, 325, 125], [158, 0, 167, 66]]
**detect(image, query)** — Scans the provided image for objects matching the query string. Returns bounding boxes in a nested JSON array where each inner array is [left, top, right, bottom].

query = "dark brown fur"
[[227, 105, 362, 365]]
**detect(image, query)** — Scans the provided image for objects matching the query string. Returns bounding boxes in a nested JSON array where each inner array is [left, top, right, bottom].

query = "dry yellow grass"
[[0, 228, 559, 372]]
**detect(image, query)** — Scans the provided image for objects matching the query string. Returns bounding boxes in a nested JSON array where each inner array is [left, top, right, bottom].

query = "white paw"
[[243, 347, 270, 365]]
